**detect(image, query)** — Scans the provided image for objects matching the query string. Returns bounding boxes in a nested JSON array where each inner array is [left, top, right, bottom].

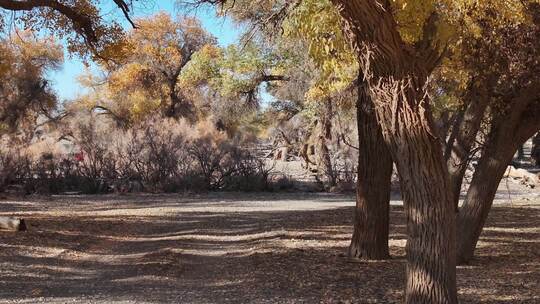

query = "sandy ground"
[[0, 181, 539, 303]]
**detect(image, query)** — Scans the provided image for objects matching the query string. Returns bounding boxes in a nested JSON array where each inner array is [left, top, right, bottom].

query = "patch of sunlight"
[[111, 275, 176, 283], [199, 278, 246, 287], [24, 264, 97, 275], [483, 227, 539, 233], [389, 239, 406, 247], [117, 229, 294, 242], [460, 286, 539, 302], [0, 266, 50, 279], [277, 238, 349, 249], [509, 270, 535, 275], [179, 247, 275, 257], [1, 244, 67, 257], [456, 264, 480, 270]]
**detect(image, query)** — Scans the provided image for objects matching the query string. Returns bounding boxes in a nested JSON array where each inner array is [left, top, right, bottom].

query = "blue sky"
[[50, 2, 242, 101]]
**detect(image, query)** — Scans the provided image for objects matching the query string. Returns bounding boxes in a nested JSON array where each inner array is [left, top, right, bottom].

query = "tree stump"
[[0, 217, 27, 231]]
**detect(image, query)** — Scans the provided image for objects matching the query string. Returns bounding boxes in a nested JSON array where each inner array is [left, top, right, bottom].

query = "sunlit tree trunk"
[[349, 81, 392, 260], [330, 1, 457, 302], [371, 77, 456, 304]]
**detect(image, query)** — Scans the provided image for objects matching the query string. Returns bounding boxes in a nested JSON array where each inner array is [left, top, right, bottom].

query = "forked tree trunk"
[[348, 82, 393, 260], [330, 1, 457, 303], [457, 108, 540, 264], [445, 86, 489, 211]]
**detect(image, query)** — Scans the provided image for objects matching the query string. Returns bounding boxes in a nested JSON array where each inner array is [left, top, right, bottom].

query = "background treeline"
[[0, 13, 359, 195]]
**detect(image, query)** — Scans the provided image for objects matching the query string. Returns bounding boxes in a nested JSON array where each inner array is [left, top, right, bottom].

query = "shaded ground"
[[0, 191, 539, 303]]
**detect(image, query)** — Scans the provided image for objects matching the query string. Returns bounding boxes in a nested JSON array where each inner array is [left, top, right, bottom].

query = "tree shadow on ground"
[[0, 194, 538, 303]]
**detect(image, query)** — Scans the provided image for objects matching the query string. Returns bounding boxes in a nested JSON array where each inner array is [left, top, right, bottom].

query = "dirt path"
[[0, 192, 539, 303]]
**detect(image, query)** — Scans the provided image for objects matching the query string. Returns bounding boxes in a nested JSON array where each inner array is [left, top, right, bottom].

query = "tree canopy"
[[0, 31, 62, 138]]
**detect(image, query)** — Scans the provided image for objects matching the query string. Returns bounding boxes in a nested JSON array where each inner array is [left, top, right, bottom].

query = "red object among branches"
[[74, 151, 84, 162]]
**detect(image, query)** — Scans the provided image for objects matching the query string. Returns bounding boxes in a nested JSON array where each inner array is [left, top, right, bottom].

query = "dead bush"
[[72, 121, 117, 193], [220, 147, 270, 191], [187, 134, 270, 191], [0, 146, 30, 193], [0, 116, 271, 194], [120, 119, 191, 192]]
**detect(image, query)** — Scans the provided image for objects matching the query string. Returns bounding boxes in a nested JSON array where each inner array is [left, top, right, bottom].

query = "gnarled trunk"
[[330, 1, 457, 303], [457, 102, 540, 264], [370, 77, 457, 304], [348, 82, 392, 260]]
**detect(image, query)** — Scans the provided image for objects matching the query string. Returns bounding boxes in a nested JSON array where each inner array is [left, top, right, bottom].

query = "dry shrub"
[[0, 116, 271, 194], [77, 117, 270, 193], [187, 120, 270, 191], [114, 118, 193, 192], [328, 147, 357, 192], [0, 144, 30, 193], [221, 147, 269, 191], [270, 175, 296, 191], [70, 121, 116, 193]]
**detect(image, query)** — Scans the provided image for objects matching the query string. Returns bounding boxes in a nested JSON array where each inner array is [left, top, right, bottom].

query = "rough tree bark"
[[317, 98, 336, 187], [457, 90, 540, 264], [451, 2, 540, 264], [330, 1, 457, 303], [348, 81, 393, 260], [456, 131, 515, 264], [164, 56, 194, 120], [445, 82, 490, 211], [372, 77, 457, 304]]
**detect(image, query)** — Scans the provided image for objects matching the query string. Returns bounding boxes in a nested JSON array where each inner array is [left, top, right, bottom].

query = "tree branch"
[[113, 0, 137, 28], [260, 74, 290, 82], [0, 0, 136, 44], [0, 0, 98, 42]]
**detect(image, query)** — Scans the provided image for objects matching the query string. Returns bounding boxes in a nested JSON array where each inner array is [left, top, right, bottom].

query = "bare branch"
[[0, 0, 136, 45]]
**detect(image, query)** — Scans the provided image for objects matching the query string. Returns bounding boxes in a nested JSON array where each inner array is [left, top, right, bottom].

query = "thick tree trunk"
[[445, 89, 489, 211], [330, 1, 457, 303], [372, 80, 456, 304], [348, 82, 393, 260]]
